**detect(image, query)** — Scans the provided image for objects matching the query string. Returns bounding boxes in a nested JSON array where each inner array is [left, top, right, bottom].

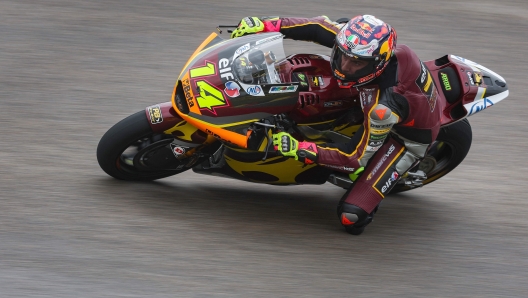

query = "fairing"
[[171, 33, 360, 148]]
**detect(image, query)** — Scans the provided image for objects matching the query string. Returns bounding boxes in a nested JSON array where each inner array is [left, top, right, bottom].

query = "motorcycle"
[[97, 28, 509, 196]]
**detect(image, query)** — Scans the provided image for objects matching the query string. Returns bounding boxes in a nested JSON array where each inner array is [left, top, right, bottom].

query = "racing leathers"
[[269, 16, 442, 233]]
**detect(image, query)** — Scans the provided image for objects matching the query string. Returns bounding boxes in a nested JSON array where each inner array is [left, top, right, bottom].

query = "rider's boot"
[[337, 202, 379, 235]]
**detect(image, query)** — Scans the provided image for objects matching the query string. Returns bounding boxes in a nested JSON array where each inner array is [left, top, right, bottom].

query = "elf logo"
[[381, 171, 399, 193]]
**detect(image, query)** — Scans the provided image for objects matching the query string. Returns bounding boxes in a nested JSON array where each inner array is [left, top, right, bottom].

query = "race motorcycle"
[[97, 29, 509, 196]]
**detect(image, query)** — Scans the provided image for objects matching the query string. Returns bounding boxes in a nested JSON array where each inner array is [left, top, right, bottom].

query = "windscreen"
[[231, 34, 286, 85]]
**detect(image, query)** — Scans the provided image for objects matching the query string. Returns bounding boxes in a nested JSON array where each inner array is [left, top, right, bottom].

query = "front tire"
[[97, 111, 187, 181]]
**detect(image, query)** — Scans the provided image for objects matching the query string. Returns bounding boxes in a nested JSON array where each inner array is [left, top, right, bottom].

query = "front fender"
[[145, 101, 209, 144]]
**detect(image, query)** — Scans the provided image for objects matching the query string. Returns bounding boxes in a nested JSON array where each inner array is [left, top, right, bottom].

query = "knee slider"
[[338, 203, 370, 226]]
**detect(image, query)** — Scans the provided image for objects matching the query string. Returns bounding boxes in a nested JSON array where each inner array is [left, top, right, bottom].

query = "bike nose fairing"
[[172, 32, 307, 148], [449, 55, 509, 117]]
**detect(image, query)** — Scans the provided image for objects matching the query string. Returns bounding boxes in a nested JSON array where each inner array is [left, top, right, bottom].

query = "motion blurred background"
[[1, 0, 527, 297]]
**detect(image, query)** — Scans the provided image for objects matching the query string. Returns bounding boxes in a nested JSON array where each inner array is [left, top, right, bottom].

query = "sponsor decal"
[[415, 61, 438, 112], [350, 22, 372, 39], [195, 80, 228, 113], [369, 140, 384, 147], [246, 85, 263, 96], [370, 123, 392, 129], [296, 73, 308, 86], [380, 171, 399, 193], [370, 133, 388, 140], [466, 71, 475, 85], [322, 164, 355, 172], [334, 68, 346, 79], [360, 91, 373, 108], [467, 97, 493, 115], [219, 58, 235, 81], [311, 76, 319, 87], [205, 128, 233, 144], [354, 47, 376, 56], [358, 72, 376, 83], [474, 73, 482, 85], [182, 78, 194, 108], [366, 145, 381, 152], [269, 85, 298, 93], [170, 144, 187, 157], [374, 107, 388, 120], [366, 144, 395, 180], [324, 100, 343, 108], [233, 43, 251, 59], [371, 128, 390, 134], [255, 34, 282, 45], [224, 81, 241, 98], [440, 72, 451, 91], [309, 55, 323, 59], [317, 76, 324, 86], [358, 21, 374, 32], [189, 61, 216, 78], [352, 38, 379, 57], [147, 105, 163, 124]]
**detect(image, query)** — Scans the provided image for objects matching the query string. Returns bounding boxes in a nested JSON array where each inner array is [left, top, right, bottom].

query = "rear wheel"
[[391, 119, 472, 193], [97, 111, 202, 181]]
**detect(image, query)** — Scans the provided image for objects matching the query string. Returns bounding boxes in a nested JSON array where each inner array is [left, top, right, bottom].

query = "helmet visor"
[[331, 46, 378, 83]]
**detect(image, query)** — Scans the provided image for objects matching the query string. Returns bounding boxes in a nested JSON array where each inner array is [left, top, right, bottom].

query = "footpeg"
[[403, 170, 427, 188]]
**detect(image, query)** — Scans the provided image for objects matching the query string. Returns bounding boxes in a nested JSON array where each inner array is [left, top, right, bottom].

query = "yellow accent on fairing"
[[163, 120, 199, 142], [424, 72, 433, 92], [225, 155, 317, 184]]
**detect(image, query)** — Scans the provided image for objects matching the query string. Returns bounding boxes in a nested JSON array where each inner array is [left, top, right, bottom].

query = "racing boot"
[[337, 202, 378, 235]]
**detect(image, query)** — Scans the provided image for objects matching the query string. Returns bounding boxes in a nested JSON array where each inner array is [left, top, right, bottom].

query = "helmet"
[[330, 15, 397, 87]]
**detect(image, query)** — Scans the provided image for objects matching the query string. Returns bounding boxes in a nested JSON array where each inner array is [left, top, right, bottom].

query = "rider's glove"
[[231, 17, 281, 38], [272, 132, 318, 164]]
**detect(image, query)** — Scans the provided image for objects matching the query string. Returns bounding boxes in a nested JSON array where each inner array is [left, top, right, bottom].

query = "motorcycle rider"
[[231, 15, 442, 235]]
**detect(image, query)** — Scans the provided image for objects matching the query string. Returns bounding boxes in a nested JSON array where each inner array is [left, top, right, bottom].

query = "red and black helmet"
[[330, 15, 397, 87]]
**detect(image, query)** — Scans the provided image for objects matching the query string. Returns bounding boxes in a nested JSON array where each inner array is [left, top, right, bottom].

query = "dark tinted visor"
[[331, 46, 377, 82]]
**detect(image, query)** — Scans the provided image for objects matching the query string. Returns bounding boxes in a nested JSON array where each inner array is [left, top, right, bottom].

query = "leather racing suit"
[[276, 16, 442, 224]]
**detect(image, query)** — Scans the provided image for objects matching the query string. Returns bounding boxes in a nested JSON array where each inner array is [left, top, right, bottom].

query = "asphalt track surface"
[[2, 0, 528, 297]]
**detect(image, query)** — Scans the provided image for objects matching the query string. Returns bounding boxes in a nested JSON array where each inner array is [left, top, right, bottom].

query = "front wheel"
[[391, 119, 472, 193], [97, 111, 195, 181]]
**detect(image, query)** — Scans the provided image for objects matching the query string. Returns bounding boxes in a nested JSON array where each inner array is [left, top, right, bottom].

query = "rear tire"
[[391, 119, 472, 193], [97, 111, 187, 181]]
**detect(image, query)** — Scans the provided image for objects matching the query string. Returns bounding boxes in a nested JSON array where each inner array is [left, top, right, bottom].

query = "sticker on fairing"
[[269, 85, 298, 93], [147, 105, 163, 124]]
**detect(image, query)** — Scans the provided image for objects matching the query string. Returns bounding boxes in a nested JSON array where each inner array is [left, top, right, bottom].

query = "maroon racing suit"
[[278, 16, 442, 215]]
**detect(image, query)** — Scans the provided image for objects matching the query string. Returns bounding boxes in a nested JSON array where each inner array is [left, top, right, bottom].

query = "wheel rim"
[[117, 133, 177, 176], [421, 140, 455, 183]]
